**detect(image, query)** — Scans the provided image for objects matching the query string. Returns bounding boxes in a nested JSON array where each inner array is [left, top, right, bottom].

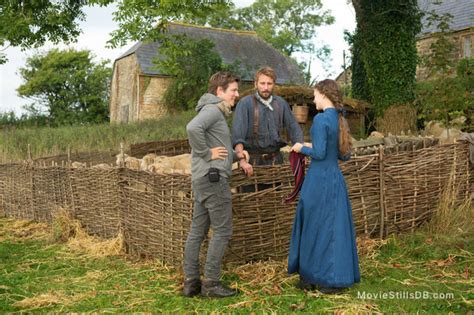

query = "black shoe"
[[295, 278, 315, 291], [319, 287, 346, 294], [183, 278, 201, 297], [201, 280, 238, 298]]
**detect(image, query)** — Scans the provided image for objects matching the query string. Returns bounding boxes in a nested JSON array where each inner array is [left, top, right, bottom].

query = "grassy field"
[[0, 111, 195, 162], [0, 216, 472, 313]]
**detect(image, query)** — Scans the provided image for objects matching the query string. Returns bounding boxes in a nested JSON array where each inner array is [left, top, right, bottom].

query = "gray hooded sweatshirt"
[[186, 93, 237, 182]]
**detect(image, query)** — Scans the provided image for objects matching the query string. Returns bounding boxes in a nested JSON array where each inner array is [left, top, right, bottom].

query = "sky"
[[0, 0, 356, 115]]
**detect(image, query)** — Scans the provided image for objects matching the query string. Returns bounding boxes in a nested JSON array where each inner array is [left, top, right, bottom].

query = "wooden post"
[[119, 142, 125, 167], [27, 143, 32, 163], [67, 146, 71, 167], [412, 142, 417, 231], [378, 146, 385, 238]]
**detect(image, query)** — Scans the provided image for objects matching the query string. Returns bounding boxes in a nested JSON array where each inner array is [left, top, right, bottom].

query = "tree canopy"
[[188, 0, 334, 56], [17, 49, 111, 126], [154, 35, 240, 111], [0, 0, 231, 63]]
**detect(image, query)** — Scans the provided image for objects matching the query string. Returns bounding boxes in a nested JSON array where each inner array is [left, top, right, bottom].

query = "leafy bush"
[[154, 35, 240, 111], [415, 58, 473, 130]]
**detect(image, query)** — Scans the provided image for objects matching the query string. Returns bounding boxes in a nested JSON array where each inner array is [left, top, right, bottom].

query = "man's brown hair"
[[208, 72, 240, 95], [254, 67, 277, 83]]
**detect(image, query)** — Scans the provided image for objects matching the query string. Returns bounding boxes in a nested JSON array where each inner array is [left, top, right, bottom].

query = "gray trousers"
[[183, 176, 232, 281]]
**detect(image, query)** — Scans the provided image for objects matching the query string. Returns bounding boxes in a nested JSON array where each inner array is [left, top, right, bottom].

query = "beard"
[[258, 90, 272, 99]]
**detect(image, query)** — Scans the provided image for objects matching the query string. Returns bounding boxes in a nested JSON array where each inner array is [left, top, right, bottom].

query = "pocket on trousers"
[[217, 177, 232, 202]]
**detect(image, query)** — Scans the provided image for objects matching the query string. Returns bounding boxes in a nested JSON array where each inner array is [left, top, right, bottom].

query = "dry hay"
[[376, 104, 417, 135], [67, 226, 124, 258], [426, 168, 473, 234], [50, 208, 124, 257], [322, 302, 383, 314], [13, 290, 94, 309], [357, 235, 388, 259], [50, 208, 81, 243], [0, 218, 49, 241], [232, 259, 296, 295]]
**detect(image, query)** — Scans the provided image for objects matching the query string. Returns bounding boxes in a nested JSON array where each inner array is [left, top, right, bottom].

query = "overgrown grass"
[[0, 111, 196, 162], [0, 216, 472, 313]]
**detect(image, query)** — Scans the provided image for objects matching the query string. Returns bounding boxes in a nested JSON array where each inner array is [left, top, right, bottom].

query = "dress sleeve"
[[300, 115, 327, 160]]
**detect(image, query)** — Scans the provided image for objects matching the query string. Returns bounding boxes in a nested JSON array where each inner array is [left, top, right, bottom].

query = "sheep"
[[91, 163, 112, 170], [124, 156, 141, 170], [115, 153, 128, 167], [171, 153, 191, 172], [140, 153, 157, 171], [71, 161, 87, 169]]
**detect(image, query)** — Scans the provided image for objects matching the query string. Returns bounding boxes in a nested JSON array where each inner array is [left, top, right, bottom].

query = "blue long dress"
[[288, 108, 360, 288]]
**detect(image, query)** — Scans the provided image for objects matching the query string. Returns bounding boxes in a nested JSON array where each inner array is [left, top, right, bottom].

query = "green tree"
[[103, 1, 233, 48], [0, 0, 99, 64], [187, 0, 335, 85], [190, 0, 334, 56], [237, 0, 334, 56], [17, 49, 111, 126], [154, 36, 240, 111], [351, 0, 422, 116], [0, 0, 229, 62]]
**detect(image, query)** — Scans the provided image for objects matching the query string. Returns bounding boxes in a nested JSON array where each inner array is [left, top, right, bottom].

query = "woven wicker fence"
[[0, 142, 471, 266]]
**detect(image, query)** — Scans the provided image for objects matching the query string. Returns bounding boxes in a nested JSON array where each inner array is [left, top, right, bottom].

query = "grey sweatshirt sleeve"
[[281, 97, 304, 144], [186, 107, 221, 161], [231, 99, 249, 148]]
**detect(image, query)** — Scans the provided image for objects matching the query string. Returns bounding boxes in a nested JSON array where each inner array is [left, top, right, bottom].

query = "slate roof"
[[418, 0, 474, 36], [116, 22, 304, 85]]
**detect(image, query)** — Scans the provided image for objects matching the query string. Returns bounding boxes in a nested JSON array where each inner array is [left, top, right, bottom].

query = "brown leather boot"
[[182, 278, 201, 297]]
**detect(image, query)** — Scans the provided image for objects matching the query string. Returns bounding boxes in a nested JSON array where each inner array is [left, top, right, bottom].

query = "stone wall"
[[109, 55, 138, 123], [138, 76, 171, 121], [416, 29, 473, 80]]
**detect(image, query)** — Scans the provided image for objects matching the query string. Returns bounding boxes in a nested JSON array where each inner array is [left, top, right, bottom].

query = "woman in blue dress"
[[288, 79, 360, 294]]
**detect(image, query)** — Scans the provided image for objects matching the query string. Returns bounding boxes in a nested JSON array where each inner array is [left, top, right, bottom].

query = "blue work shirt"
[[232, 94, 304, 151]]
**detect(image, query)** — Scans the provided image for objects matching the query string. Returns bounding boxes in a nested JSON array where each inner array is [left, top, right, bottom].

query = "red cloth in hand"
[[283, 151, 306, 204]]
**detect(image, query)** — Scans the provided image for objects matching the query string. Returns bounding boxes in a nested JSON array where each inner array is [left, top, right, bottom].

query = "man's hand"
[[291, 143, 303, 153], [240, 150, 250, 162], [239, 159, 254, 177], [210, 147, 228, 160]]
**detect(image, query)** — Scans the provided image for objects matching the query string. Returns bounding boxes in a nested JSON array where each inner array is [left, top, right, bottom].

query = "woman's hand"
[[291, 143, 303, 153], [210, 147, 228, 160]]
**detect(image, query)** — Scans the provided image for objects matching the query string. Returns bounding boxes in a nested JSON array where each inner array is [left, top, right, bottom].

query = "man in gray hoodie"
[[183, 72, 249, 298]]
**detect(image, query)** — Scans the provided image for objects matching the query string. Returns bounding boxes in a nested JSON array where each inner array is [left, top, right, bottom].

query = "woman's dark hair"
[[314, 79, 352, 156]]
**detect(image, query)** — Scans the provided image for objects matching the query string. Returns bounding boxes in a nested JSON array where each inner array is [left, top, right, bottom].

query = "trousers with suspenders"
[[240, 96, 285, 193], [247, 95, 285, 166]]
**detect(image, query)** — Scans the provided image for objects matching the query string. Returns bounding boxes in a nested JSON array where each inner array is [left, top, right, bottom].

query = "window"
[[463, 35, 472, 58]]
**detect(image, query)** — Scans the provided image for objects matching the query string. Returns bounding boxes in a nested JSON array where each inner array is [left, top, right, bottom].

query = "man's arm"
[[186, 107, 221, 161], [232, 98, 250, 149], [231, 97, 254, 176]]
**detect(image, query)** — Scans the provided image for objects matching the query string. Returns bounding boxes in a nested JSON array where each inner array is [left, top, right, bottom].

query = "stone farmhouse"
[[109, 22, 304, 123]]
